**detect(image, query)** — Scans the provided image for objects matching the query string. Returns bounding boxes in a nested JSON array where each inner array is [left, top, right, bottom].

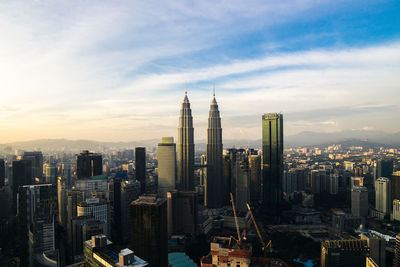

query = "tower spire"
[[213, 84, 215, 97]]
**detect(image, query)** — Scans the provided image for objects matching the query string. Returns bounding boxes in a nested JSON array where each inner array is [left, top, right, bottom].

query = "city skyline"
[[0, 1, 400, 143]]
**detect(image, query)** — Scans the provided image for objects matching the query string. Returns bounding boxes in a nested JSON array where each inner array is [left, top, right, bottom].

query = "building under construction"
[[200, 236, 288, 267]]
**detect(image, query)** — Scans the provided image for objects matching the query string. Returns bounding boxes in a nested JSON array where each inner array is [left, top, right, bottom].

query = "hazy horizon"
[[1, 1, 399, 143]]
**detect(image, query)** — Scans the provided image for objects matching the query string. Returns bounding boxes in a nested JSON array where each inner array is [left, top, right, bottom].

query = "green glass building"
[[262, 113, 283, 217]]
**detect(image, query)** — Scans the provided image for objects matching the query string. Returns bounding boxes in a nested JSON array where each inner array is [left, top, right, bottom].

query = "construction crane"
[[246, 203, 272, 256], [230, 193, 241, 245]]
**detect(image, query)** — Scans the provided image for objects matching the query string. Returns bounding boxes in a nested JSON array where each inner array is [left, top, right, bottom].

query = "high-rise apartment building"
[[262, 113, 283, 217], [177, 90, 194, 191], [158, 137, 177, 197], [351, 186, 369, 217], [76, 150, 102, 179], [375, 177, 391, 217], [205, 92, 223, 208], [130, 195, 168, 267], [135, 147, 146, 193]]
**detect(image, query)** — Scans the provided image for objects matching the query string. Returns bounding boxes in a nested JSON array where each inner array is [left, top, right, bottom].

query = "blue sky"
[[0, 0, 399, 142]]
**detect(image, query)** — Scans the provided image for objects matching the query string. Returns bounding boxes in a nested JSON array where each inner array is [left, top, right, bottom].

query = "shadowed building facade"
[[76, 150, 102, 179], [205, 92, 223, 208], [135, 147, 146, 193], [262, 113, 284, 218], [130, 195, 168, 267], [177, 90, 194, 191]]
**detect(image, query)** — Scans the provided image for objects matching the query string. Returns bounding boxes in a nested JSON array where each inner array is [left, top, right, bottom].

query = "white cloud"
[[0, 1, 399, 142]]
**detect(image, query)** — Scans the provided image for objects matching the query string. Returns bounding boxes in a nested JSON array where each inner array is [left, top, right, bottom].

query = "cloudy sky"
[[0, 0, 399, 143]]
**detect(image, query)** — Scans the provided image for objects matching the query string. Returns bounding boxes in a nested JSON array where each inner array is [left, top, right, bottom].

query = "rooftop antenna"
[[185, 81, 188, 95]]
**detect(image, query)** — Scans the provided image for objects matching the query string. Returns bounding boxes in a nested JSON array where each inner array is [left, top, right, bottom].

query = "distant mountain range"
[[0, 130, 399, 152], [285, 130, 400, 148]]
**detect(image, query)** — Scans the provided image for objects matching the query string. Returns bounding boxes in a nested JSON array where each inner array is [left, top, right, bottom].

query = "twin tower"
[[177, 89, 223, 208]]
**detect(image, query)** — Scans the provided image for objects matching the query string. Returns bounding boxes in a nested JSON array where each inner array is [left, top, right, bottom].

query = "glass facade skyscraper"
[[262, 113, 283, 217]]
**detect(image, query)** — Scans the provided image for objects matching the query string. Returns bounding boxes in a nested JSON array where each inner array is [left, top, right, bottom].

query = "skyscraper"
[[158, 137, 177, 197], [135, 147, 146, 193], [351, 186, 369, 217], [249, 155, 261, 203], [167, 190, 197, 237], [12, 159, 33, 213], [375, 159, 393, 180], [262, 113, 284, 217], [23, 151, 43, 182], [130, 195, 168, 267], [76, 150, 102, 179], [205, 91, 223, 208], [0, 159, 5, 188], [375, 177, 391, 218], [177, 90, 194, 191]]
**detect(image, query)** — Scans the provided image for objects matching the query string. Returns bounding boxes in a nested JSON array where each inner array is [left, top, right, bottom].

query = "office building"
[[351, 186, 369, 217], [360, 233, 386, 267], [234, 159, 250, 213], [12, 159, 33, 212], [177, 90, 194, 191], [76, 150, 102, 179], [44, 162, 57, 185], [29, 212, 56, 265], [84, 235, 149, 266], [0, 159, 4, 188], [392, 171, 400, 202], [135, 147, 146, 193], [321, 239, 369, 267], [75, 174, 108, 198], [205, 91, 223, 208], [18, 184, 57, 227], [167, 190, 197, 236], [262, 113, 283, 217], [23, 151, 43, 182], [158, 137, 177, 197], [77, 198, 108, 223], [71, 216, 107, 259], [249, 155, 261, 203], [375, 177, 391, 217], [375, 159, 393, 180], [61, 162, 73, 189], [130, 195, 168, 267], [58, 177, 67, 227], [120, 180, 141, 244]]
